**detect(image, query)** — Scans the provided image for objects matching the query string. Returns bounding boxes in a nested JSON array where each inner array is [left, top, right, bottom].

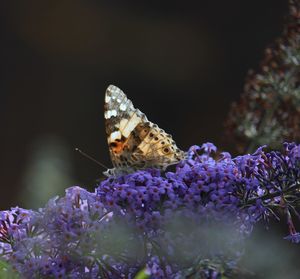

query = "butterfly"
[[104, 85, 186, 176]]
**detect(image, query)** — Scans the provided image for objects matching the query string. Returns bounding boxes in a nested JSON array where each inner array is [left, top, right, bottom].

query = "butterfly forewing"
[[104, 85, 185, 175]]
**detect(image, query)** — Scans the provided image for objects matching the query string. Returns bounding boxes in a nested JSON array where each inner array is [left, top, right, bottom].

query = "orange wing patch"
[[109, 138, 129, 155]]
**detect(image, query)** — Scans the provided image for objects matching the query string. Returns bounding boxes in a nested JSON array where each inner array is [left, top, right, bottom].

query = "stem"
[[245, 182, 300, 205]]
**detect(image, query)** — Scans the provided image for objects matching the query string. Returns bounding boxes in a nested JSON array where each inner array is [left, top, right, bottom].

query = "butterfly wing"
[[104, 85, 185, 173]]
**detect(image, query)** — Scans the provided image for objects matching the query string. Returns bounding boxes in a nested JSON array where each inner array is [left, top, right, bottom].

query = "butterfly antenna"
[[75, 148, 109, 170]]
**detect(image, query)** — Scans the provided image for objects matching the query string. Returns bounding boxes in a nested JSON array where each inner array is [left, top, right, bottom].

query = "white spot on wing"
[[119, 113, 141, 137], [120, 103, 127, 111], [105, 95, 111, 103], [105, 110, 117, 119], [110, 131, 122, 142]]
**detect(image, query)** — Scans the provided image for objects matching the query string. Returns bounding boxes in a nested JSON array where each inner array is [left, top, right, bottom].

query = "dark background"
[[0, 0, 288, 209]]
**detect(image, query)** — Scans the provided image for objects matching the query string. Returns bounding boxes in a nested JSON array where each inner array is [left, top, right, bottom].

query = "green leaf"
[[134, 268, 150, 279], [0, 259, 19, 279], [0, 260, 10, 270]]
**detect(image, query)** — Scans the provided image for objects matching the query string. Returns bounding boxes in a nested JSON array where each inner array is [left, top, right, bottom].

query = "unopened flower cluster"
[[0, 142, 299, 278]]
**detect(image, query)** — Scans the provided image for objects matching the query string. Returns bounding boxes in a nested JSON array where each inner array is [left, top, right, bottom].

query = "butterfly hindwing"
[[104, 85, 185, 175]]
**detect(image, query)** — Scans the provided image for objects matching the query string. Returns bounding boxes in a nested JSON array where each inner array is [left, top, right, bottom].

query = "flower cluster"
[[225, 0, 300, 153], [0, 142, 299, 278], [98, 144, 242, 231], [0, 188, 144, 278]]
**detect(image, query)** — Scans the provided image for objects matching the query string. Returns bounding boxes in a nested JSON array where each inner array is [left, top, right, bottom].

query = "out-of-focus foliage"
[[0, 259, 19, 279], [20, 136, 74, 209], [225, 0, 300, 153], [134, 269, 150, 279]]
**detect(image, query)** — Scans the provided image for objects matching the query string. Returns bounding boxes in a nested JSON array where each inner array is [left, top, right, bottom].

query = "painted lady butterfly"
[[104, 85, 186, 176]]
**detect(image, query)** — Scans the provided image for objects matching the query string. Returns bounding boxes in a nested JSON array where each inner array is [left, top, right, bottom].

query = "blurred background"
[[0, 0, 288, 209]]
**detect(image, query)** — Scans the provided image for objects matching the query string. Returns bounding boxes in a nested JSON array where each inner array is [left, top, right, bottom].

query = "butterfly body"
[[104, 85, 186, 176]]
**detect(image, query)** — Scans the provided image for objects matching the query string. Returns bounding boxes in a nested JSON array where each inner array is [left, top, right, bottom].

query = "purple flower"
[[145, 256, 175, 278], [284, 232, 300, 244], [201, 142, 217, 154], [0, 143, 300, 278]]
